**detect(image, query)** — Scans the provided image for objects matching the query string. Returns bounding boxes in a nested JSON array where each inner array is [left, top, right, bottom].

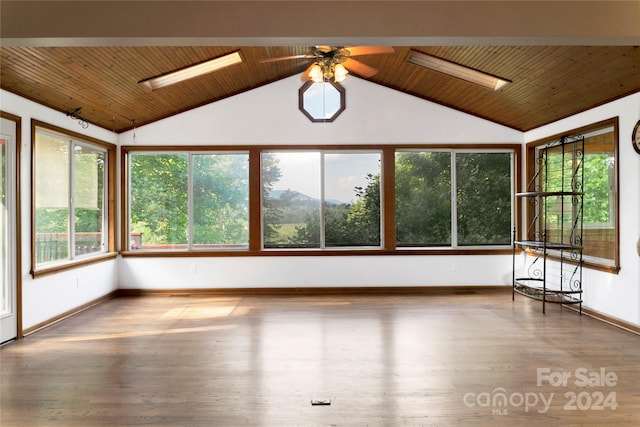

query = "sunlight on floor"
[[161, 305, 238, 320], [60, 324, 237, 342]]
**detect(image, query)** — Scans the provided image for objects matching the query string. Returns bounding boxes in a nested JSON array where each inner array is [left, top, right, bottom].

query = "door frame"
[[1, 111, 22, 341]]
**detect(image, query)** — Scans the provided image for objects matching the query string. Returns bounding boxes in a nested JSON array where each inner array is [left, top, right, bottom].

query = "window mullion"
[[126, 153, 133, 251], [68, 140, 75, 260], [102, 152, 108, 252], [320, 151, 326, 249], [187, 153, 194, 250], [382, 148, 395, 251], [249, 149, 262, 251], [450, 151, 457, 248], [510, 152, 516, 246]]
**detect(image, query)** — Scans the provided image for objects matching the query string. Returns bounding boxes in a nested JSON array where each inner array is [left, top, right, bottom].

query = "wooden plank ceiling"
[[1, 45, 639, 132]]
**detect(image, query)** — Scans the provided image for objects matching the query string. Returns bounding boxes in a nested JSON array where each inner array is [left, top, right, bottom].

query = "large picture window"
[[128, 151, 249, 250], [395, 150, 513, 248], [32, 122, 115, 275], [527, 118, 619, 272], [123, 144, 518, 256], [261, 151, 381, 249]]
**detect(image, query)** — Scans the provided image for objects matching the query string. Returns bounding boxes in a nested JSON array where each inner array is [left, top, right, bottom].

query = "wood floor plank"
[[1, 291, 639, 426]]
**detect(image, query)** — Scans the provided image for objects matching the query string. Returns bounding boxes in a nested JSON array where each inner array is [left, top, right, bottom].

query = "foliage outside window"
[[262, 151, 381, 248], [33, 125, 110, 269], [395, 151, 451, 246], [128, 152, 249, 250], [529, 119, 619, 272], [395, 150, 513, 248], [124, 145, 518, 255]]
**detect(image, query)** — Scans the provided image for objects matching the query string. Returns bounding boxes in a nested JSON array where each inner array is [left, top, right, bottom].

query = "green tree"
[[544, 151, 611, 226], [395, 151, 452, 246], [582, 153, 612, 223], [74, 149, 105, 245], [131, 152, 282, 248], [261, 153, 286, 244], [395, 151, 511, 246], [192, 154, 249, 245], [292, 208, 322, 246], [292, 173, 381, 247], [456, 153, 512, 245], [130, 153, 188, 245], [331, 173, 380, 246]]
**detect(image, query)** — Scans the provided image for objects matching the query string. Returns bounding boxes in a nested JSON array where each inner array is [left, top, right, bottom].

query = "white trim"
[[0, 118, 17, 343]]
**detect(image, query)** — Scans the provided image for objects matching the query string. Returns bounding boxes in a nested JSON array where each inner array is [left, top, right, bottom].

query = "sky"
[[301, 82, 342, 119], [269, 152, 381, 203]]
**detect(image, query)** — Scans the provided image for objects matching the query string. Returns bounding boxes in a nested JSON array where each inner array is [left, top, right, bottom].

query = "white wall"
[[118, 76, 521, 291], [120, 255, 514, 289], [525, 92, 640, 327], [6, 76, 637, 330], [0, 90, 119, 330], [120, 75, 521, 146]]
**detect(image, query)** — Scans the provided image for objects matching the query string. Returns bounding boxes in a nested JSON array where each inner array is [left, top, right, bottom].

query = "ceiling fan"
[[260, 46, 395, 83]]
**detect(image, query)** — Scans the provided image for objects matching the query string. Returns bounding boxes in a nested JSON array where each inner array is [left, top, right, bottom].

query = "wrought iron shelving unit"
[[513, 135, 584, 314]]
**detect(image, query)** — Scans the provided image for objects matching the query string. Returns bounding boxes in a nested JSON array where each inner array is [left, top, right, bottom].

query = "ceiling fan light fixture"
[[408, 50, 510, 90], [140, 51, 243, 90], [309, 64, 324, 83], [334, 63, 348, 82]]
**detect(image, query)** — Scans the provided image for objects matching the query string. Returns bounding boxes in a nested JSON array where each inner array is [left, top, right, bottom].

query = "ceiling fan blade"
[[259, 54, 315, 63], [345, 46, 395, 56], [300, 63, 315, 81], [343, 58, 379, 78]]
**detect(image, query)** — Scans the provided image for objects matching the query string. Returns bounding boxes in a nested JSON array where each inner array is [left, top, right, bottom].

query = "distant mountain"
[[270, 189, 346, 206]]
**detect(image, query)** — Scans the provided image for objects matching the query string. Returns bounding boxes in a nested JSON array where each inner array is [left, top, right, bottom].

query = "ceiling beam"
[[2, 1, 639, 47]]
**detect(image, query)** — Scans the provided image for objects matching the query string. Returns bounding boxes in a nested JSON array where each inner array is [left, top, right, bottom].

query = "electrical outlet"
[[451, 263, 459, 272], [189, 264, 196, 275]]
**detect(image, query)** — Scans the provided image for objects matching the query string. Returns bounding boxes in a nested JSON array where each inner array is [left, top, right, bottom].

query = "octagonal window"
[[299, 81, 345, 123]]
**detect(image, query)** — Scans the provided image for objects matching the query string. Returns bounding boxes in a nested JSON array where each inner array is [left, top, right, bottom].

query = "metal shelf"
[[516, 191, 584, 198], [513, 281, 583, 305], [512, 134, 584, 314], [515, 240, 581, 250]]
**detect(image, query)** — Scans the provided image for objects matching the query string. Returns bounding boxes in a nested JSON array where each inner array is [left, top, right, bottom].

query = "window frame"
[[1, 112, 22, 339], [394, 148, 515, 249], [260, 149, 383, 250], [122, 144, 521, 258], [31, 120, 116, 278], [126, 149, 250, 251], [298, 81, 346, 123], [525, 117, 620, 273]]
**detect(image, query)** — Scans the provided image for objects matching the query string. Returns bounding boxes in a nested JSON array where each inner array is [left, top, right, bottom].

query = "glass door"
[[1, 117, 17, 344]]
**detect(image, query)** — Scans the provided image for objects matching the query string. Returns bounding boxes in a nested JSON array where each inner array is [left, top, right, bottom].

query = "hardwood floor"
[[2, 289, 639, 426]]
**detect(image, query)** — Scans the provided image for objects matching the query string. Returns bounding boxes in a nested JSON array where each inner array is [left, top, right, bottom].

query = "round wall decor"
[[633, 119, 640, 154]]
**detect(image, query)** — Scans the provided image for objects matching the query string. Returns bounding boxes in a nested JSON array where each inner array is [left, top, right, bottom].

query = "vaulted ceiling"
[[2, 45, 639, 132], [1, 1, 639, 133]]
